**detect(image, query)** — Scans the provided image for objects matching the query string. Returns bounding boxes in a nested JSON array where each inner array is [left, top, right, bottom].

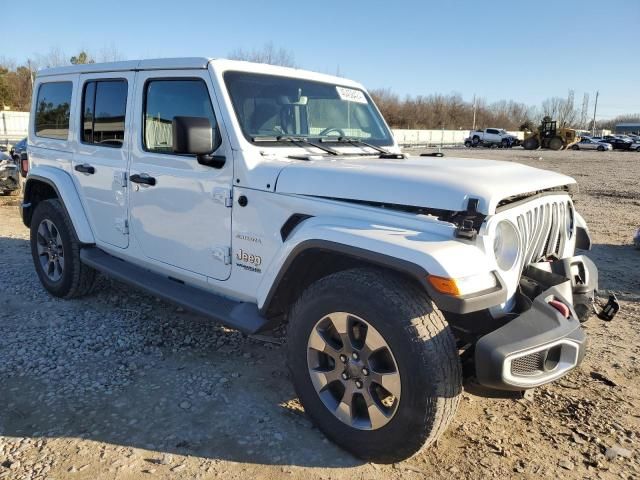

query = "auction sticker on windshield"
[[336, 86, 368, 104]]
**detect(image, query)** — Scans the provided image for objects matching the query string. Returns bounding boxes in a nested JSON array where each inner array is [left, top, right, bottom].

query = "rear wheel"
[[287, 268, 462, 463], [30, 199, 97, 298], [635, 146, 640, 152], [523, 137, 539, 150]]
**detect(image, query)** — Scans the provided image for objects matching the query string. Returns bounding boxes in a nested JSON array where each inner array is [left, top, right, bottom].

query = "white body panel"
[[275, 155, 575, 215], [72, 71, 136, 249], [127, 69, 233, 281]]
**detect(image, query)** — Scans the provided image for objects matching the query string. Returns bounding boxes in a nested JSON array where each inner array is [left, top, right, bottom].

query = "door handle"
[[75, 164, 95, 174], [130, 173, 156, 186]]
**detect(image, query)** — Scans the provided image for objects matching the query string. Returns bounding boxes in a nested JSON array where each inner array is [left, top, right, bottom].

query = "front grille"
[[511, 351, 545, 376], [516, 200, 571, 266]]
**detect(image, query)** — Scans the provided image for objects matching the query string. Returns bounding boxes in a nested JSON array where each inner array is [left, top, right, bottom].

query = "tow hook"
[[595, 293, 619, 321]]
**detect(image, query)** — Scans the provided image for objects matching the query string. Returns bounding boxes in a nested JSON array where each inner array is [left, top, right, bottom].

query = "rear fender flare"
[[24, 166, 95, 244]]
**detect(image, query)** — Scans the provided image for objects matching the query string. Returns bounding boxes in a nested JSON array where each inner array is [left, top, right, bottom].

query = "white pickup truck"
[[20, 58, 614, 463], [466, 128, 519, 147]]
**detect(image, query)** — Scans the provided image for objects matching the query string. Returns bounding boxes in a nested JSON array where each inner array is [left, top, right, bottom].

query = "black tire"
[[523, 137, 539, 150], [548, 137, 563, 151], [501, 138, 510, 148], [287, 268, 462, 463], [597, 145, 605, 151], [635, 146, 640, 152], [571, 145, 580, 151], [30, 199, 97, 298], [471, 136, 480, 145], [464, 140, 472, 148]]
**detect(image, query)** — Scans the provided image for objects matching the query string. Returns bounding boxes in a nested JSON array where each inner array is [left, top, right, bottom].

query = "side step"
[[79, 247, 268, 334]]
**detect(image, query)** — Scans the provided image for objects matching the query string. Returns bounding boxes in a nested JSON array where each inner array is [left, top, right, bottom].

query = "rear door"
[[128, 70, 233, 280], [73, 73, 134, 248]]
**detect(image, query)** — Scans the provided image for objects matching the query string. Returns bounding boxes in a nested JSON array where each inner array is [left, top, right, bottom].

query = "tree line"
[[1, 45, 637, 132]]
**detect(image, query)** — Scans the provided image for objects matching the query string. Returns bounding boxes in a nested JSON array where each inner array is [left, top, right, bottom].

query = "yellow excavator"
[[523, 117, 580, 150]]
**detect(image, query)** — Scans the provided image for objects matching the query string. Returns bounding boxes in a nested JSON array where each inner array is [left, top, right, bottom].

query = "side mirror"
[[172, 116, 225, 168]]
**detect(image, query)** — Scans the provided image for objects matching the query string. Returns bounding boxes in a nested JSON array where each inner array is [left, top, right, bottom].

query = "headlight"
[[493, 220, 520, 271]]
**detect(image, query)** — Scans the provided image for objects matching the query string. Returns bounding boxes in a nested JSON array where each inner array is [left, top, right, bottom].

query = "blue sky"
[[6, 0, 639, 119]]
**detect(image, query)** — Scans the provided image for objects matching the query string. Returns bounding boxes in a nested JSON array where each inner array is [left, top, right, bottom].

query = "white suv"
[[21, 58, 608, 463]]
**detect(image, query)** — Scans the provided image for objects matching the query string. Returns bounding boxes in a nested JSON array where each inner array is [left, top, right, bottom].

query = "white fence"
[[391, 129, 525, 147], [0, 111, 527, 150], [0, 111, 29, 144]]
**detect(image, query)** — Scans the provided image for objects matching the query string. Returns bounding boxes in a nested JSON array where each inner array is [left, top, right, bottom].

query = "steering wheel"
[[318, 127, 346, 137]]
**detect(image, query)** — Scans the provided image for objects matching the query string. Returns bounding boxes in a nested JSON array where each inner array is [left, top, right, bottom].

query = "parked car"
[[0, 152, 20, 195], [571, 137, 613, 151], [465, 128, 519, 148], [21, 58, 611, 463], [601, 136, 633, 150], [12, 137, 27, 156], [631, 141, 640, 152]]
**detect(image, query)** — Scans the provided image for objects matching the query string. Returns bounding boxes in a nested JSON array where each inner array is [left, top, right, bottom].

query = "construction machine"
[[523, 117, 580, 150]]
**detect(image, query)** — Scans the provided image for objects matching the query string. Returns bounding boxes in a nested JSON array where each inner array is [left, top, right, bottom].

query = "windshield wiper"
[[320, 137, 405, 159], [252, 135, 339, 156]]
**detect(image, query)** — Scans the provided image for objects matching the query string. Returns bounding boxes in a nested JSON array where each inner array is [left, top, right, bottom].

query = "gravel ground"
[[0, 147, 639, 479]]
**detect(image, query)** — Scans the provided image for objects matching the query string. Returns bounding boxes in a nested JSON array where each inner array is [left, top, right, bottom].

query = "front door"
[[73, 73, 134, 248], [128, 70, 233, 281]]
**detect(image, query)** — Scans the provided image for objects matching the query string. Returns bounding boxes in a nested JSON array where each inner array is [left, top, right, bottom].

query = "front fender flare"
[[257, 218, 506, 315], [23, 166, 95, 244]]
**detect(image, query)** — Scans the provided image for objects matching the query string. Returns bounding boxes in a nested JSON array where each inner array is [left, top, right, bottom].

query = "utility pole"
[[472, 94, 477, 131], [591, 91, 599, 136]]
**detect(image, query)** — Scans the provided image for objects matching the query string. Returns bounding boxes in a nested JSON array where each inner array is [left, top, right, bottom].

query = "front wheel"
[[287, 268, 462, 463], [572, 145, 580, 150], [548, 136, 564, 150], [598, 145, 605, 151]]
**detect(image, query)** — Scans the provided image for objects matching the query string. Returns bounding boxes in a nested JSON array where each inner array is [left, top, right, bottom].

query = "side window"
[[35, 82, 73, 140], [82, 79, 127, 147], [144, 79, 218, 154], [487, 128, 499, 135]]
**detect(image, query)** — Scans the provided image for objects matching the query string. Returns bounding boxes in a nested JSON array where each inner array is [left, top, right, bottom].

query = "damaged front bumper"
[[474, 255, 607, 391]]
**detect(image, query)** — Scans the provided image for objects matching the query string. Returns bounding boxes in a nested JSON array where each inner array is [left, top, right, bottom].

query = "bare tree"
[[229, 42, 296, 67], [33, 47, 67, 69], [97, 45, 126, 63]]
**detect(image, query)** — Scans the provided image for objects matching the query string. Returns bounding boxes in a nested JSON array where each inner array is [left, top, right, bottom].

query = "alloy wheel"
[[306, 312, 401, 430], [36, 219, 65, 282]]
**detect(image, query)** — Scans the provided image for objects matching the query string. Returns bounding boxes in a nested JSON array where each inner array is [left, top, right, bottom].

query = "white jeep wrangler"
[[22, 58, 608, 463]]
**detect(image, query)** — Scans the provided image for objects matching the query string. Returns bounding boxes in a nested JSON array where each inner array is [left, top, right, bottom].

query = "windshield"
[[224, 71, 393, 146]]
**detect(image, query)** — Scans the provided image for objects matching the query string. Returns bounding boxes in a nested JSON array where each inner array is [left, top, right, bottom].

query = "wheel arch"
[[22, 167, 95, 244], [259, 240, 431, 319]]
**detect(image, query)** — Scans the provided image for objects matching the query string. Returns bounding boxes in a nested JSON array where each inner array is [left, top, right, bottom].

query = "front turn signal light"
[[428, 272, 498, 297]]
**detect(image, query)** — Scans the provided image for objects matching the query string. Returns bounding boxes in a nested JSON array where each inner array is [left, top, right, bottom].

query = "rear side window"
[[143, 79, 218, 154], [35, 82, 73, 140], [82, 79, 128, 147], [487, 128, 499, 134]]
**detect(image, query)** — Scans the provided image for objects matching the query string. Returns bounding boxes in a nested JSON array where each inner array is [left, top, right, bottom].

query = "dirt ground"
[[0, 148, 639, 480]]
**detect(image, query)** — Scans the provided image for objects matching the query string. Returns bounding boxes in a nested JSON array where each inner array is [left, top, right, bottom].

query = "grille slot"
[[511, 351, 545, 376], [516, 199, 570, 267]]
